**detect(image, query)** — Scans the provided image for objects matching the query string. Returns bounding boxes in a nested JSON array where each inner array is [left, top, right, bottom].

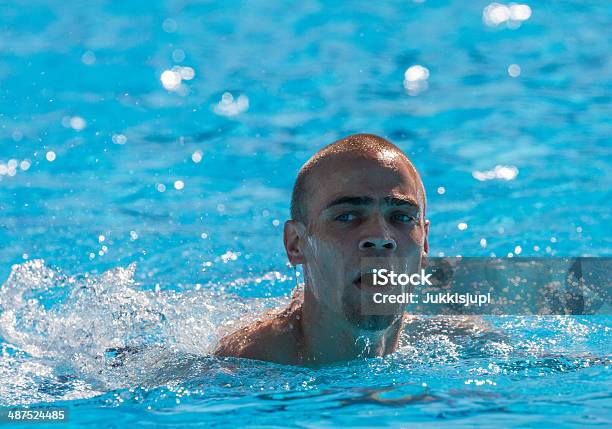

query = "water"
[[1, 0, 610, 427]]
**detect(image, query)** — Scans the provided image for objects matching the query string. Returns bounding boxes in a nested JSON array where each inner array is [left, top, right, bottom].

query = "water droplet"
[[473, 165, 518, 181], [112, 134, 127, 145], [81, 50, 96, 65], [70, 116, 86, 131], [162, 18, 177, 33], [403, 65, 429, 95], [404, 65, 429, 82], [179, 66, 195, 80], [191, 150, 203, 163], [20, 160, 31, 171], [161, 70, 181, 90], [510, 4, 532, 21], [508, 64, 521, 77], [483, 3, 531, 27], [172, 49, 185, 62], [213, 92, 249, 116]]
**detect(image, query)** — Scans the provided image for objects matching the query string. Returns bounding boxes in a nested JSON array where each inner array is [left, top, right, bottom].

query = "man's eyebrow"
[[384, 196, 419, 208], [324, 196, 374, 209], [323, 195, 419, 211]]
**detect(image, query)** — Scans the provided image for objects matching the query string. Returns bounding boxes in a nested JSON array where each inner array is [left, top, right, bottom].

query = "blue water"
[[1, 0, 610, 427]]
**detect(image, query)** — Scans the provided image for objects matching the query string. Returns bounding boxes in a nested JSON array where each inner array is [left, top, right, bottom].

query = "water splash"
[[0, 260, 608, 412], [0, 260, 286, 404]]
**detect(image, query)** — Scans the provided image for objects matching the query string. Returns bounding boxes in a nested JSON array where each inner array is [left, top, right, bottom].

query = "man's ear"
[[421, 219, 430, 267], [284, 220, 306, 265]]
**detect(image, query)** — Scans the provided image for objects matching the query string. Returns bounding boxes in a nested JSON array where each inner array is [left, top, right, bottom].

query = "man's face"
[[301, 153, 428, 330]]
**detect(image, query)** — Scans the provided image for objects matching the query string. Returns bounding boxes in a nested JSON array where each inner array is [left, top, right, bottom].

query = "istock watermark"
[[359, 257, 610, 316], [371, 269, 433, 286], [372, 291, 491, 307]]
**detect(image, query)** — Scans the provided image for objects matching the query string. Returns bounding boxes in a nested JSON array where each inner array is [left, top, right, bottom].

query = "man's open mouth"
[[353, 271, 377, 289]]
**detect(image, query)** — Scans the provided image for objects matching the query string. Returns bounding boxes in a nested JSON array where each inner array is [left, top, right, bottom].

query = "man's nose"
[[358, 213, 397, 251], [359, 235, 397, 251], [358, 237, 397, 251]]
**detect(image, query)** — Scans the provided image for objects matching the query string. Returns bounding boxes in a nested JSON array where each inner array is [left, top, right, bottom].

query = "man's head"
[[284, 133, 429, 331], [290, 134, 426, 225]]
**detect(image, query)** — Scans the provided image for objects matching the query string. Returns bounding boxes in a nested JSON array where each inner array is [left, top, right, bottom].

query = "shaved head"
[[290, 133, 426, 224]]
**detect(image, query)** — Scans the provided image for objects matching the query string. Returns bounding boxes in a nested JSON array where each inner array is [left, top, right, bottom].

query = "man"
[[214, 133, 490, 365]]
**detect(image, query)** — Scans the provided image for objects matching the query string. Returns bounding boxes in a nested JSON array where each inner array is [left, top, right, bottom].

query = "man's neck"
[[299, 288, 404, 365]]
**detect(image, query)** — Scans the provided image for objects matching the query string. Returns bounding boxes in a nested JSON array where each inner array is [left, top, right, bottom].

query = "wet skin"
[[293, 153, 428, 334]]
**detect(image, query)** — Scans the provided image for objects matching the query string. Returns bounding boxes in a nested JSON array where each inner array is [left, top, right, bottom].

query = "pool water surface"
[[0, 0, 610, 427]]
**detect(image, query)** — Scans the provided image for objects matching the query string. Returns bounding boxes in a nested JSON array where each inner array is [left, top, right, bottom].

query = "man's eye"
[[392, 213, 415, 223], [335, 213, 357, 222]]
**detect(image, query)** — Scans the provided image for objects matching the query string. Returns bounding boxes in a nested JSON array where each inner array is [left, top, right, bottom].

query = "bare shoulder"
[[214, 295, 303, 365]]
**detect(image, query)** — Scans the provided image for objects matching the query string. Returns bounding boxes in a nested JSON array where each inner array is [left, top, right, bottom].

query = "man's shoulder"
[[214, 302, 302, 365]]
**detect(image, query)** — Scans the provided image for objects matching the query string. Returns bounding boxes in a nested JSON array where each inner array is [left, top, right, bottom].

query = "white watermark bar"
[[359, 257, 611, 315]]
